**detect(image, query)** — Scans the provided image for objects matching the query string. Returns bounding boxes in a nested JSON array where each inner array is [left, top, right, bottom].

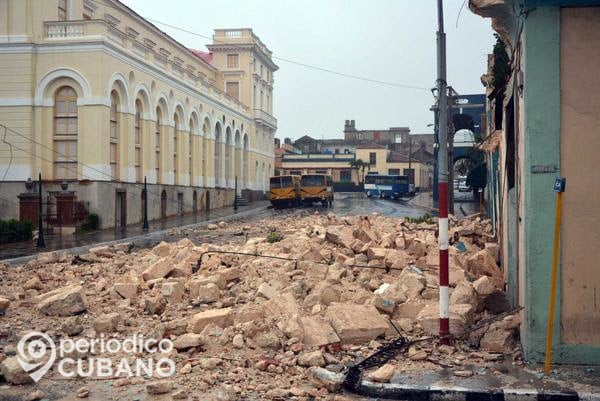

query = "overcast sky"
[[121, 0, 493, 140]]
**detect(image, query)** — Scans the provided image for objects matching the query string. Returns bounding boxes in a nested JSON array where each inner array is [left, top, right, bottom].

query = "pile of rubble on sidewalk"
[[0, 212, 522, 400]]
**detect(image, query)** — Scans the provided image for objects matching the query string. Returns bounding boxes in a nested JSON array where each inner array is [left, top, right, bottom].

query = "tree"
[[349, 159, 370, 184]]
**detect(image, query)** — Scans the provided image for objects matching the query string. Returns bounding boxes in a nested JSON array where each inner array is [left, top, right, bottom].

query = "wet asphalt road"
[[281, 192, 429, 218], [0, 192, 429, 261]]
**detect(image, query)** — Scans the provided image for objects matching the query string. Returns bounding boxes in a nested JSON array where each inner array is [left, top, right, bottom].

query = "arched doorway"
[[160, 190, 167, 218]]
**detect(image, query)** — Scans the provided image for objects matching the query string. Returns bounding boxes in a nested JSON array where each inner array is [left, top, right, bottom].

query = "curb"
[[309, 368, 600, 401], [2, 203, 270, 266]]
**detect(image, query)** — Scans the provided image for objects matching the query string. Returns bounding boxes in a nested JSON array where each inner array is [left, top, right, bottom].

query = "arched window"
[[134, 100, 143, 182], [155, 107, 162, 184], [173, 114, 179, 185], [58, 0, 68, 21], [109, 91, 119, 180], [54, 86, 78, 180], [188, 119, 194, 186]]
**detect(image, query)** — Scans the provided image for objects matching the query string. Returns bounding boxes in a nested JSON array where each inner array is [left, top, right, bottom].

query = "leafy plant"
[[80, 213, 100, 232], [0, 219, 33, 244], [266, 231, 284, 243], [405, 214, 434, 225], [492, 33, 510, 89]]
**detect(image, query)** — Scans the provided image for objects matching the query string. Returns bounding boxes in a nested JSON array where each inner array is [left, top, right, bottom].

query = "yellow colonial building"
[[0, 0, 277, 228]]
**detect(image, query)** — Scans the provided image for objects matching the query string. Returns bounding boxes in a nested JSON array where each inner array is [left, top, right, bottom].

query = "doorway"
[[160, 190, 167, 218], [193, 190, 198, 213], [205, 190, 210, 211], [115, 190, 127, 228], [177, 192, 184, 216]]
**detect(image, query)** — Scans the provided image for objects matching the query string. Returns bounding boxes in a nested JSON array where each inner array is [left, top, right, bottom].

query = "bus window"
[[281, 176, 293, 188], [270, 177, 281, 189]]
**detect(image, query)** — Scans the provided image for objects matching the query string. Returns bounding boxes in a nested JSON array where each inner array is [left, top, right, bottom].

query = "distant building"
[[274, 138, 301, 175], [280, 144, 432, 191], [292, 120, 435, 165]]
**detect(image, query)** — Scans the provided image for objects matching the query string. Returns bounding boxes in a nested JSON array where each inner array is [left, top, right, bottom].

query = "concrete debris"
[[0, 356, 34, 384], [36, 285, 87, 316], [188, 308, 233, 333], [93, 312, 120, 333], [368, 363, 396, 382], [113, 282, 139, 299], [326, 304, 389, 343], [162, 281, 184, 303], [0, 296, 9, 315], [298, 350, 326, 367], [173, 333, 205, 350], [146, 380, 174, 394], [473, 275, 496, 296], [0, 212, 518, 397]]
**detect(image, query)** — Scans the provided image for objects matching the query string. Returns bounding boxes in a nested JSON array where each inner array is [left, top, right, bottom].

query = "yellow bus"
[[269, 175, 301, 207], [300, 174, 334, 207]]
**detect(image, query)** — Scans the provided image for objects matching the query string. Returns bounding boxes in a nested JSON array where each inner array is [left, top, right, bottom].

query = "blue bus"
[[364, 174, 410, 199]]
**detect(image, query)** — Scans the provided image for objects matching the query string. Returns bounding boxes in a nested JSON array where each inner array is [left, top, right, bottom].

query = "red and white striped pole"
[[436, 0, 450, 344]]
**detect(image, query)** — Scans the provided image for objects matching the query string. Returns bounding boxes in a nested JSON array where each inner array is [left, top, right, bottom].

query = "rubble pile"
[[0, 212, 521, 400]]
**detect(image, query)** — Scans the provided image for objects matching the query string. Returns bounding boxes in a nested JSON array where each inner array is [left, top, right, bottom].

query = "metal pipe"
[[143, 176, 149, 230]]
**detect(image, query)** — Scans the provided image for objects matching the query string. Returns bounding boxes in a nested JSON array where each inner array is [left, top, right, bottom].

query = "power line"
[[0, 123, 209, 212], [91, 0, 431, 91]]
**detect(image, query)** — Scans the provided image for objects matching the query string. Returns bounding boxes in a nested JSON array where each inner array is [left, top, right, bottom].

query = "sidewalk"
[[311, 362, 600, 400], [0, 201, 269, 263], [407, 191, 437, 214], [408, 191, 482, 217]]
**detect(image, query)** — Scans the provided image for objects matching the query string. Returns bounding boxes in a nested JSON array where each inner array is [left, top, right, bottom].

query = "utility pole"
[[436, 0, 450, 344], [36, 173, 46, 249]]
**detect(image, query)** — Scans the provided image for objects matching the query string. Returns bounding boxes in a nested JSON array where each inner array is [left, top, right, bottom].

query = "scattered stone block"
[[298, 350, 325, 367], [146, 380, 173, 394], [113, 282, 139, 299], [142, 258, 174, 281], [144, 296, 166, 315], [473, 275, 496, 296], [188, 308, 233, 334], [0, 297, 10, 315], [326, 304, 389, 343], [36, 285, 86, 316], [93, 312, 120, 333], [368, 363, 395, 383], [173, 333, 205, 350], [161, 281, 184, 303], [300, 316, 340, 347], [0, 356, 33, 384], [152, 241, 172, 257]]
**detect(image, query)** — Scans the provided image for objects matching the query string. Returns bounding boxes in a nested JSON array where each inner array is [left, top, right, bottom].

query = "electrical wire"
[[0, 124, 209, 213], [0, 125, 13, 194], [0, 123, 221, 212], [91, 0, 431, 91]]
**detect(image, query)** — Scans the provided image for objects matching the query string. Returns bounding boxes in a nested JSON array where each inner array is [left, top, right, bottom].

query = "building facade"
[[470, 0, 600, 363], [280, 145, 432, 191], [0, 0, 277, 229]]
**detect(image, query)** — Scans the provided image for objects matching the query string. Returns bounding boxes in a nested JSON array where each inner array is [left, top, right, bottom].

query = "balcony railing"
[[252, 109, 277, 129], [42, 20, 250, 115], [45, 20, 106, 39]]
